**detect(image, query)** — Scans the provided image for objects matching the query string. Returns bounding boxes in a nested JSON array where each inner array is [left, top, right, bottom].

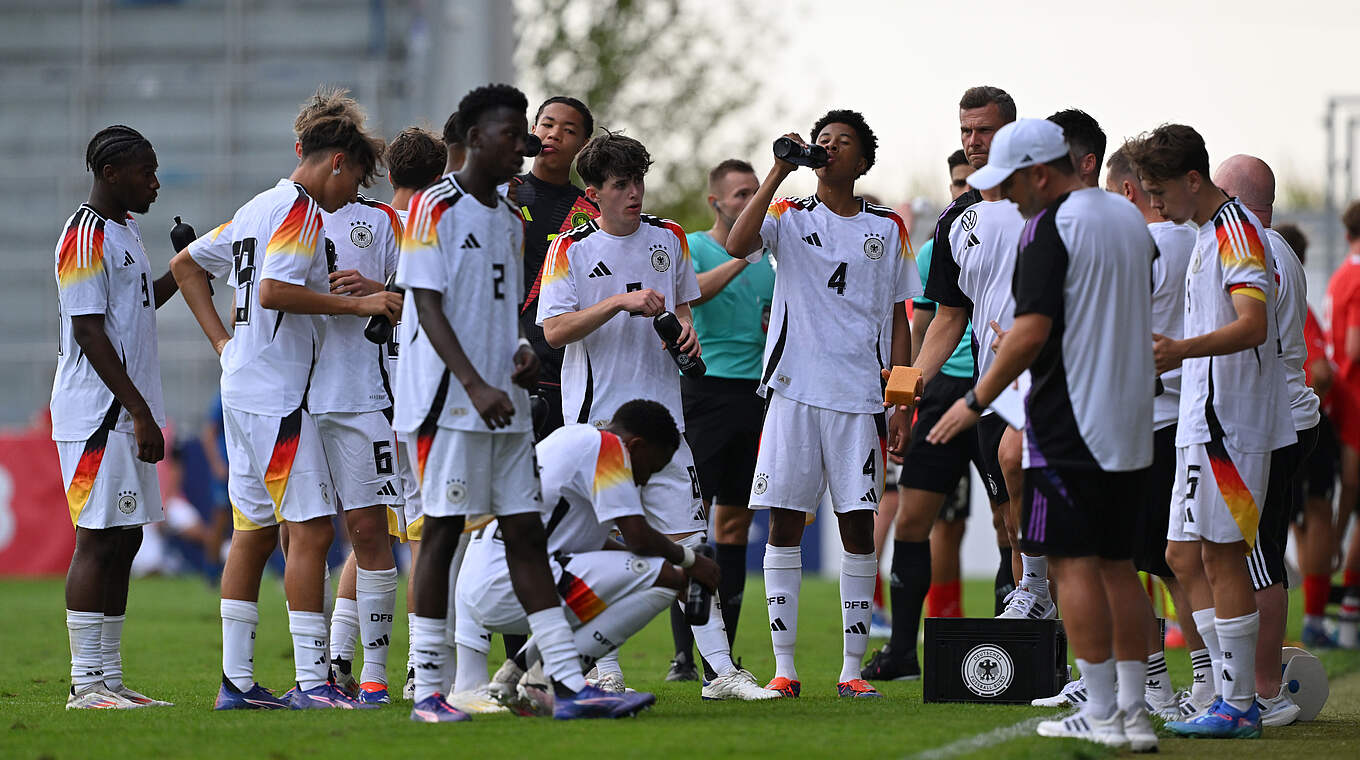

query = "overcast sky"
[[713, 0, 1360, 206]]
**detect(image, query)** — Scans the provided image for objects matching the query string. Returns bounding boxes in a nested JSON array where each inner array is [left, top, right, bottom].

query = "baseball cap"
[[966, 119, 1069, 191]]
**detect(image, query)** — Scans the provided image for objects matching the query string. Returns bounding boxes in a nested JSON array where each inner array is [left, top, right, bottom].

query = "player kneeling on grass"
[[56, 126, 178, 709], [725, 110, 918, 699]]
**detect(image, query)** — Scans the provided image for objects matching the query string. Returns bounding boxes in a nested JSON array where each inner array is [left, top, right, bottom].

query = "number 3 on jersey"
[[827, 262, 848, 295]]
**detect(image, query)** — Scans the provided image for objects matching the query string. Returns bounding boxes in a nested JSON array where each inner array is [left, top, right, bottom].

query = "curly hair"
[[575, 131, 653, 187], [609, 399, 679, 454], [1124, 124, 1211, 183], [86, 125, 153, 174], [385, 127, 447, 190], [449, 84, 529, 144], [293, 87, 385, 186], [811, 109, 878, 176]]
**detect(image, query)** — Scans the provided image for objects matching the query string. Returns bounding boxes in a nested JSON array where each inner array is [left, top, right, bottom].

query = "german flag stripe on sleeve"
[[539, 232, 574, 288], [57, 209, 106, 289], [1214, 205, 1266, 272], [403, 183, 458, 254], [593, 431, 633, 495], [266, 195, 322, 258]]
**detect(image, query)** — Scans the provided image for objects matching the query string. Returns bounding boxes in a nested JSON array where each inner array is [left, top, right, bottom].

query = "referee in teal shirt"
[[665, 159, 775, 681]]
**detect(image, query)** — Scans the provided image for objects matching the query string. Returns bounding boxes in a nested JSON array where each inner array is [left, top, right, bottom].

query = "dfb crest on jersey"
[[446, 478, 469, 505], [960, 208, 978, 232], [117, 490, 138, 515], [650, 243, 671, 273], [350, 219, 374, 248], [753, 473, 769, 495], [863, 234, 885, 260], [960, 644, 1013, 698]]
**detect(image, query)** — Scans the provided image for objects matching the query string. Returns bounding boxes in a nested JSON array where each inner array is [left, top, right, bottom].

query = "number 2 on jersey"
[[827, 262, 848, 295], [492, 262, 505, 300]]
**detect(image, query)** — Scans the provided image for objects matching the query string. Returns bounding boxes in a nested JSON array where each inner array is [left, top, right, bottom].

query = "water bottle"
[[773, 136, 828, 168], [683, 542, 716, 626], [654, 311, 706, 377], [170, 216, 210, 293], [364, 274, 404, 345]]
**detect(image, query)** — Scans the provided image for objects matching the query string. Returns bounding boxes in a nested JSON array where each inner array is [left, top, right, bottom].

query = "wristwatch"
[[963, 389, 987, 414]]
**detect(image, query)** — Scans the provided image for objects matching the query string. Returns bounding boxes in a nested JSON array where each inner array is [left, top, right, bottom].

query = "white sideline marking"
[[905, 716, 1046, 760]]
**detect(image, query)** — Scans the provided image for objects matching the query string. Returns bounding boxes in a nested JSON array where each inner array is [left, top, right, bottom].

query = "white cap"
[[966, 119, 1069, 191]]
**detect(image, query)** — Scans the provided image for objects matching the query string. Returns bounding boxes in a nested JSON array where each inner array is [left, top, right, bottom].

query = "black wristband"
[[964, 388, 986, 414]]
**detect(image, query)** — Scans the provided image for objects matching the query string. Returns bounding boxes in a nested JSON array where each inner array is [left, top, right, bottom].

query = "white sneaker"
[[1122, 706, 1159, 752], [1037, 708, 1129, 748], [589, 671, 626, 694], [66, 684, 140, 710], [701, 669, 780, 701], [487, 658, 525, 705], [1176, 688, 1218, 719], [109, 684, 173, 706], [403, 670, 416, 702], [1033, 677, 1086, 708], [1257, 688, 1302, 727], [446, 685, 509, 714], [998, 586, 1056, 619], [1147, 690, 1181, 721]]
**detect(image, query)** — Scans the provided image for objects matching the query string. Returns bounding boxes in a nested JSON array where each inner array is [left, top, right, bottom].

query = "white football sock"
[[1116, 659, 1146, 714], [689, 595, 736, 676], [451, 580, 490, 692], [100, 614, 125, 690], [1020, 554, 1049, 596], [66, 609, 103, 691], [526, 607, 586, 693], [1191, 608, 1222, 698], [288, 610, 329, 691], [1078, 657, 1116, 719], [839, 550, 877, 682], [356, 567, 398, 685], [329, 597, 359, 662], [593, 649, 623, 677], [406, 612, 416, 673], [410, 615, 447, 702], [454, 644, 490, 693], [220, 599, 259, 692], [1145, 650, 1171, 704], [1215, 611, 1260, 712], [764, 544, 802, 681], [576, 586, 676, 667], [1188, 647, 1215, 704], [322, 564, 334, 634]]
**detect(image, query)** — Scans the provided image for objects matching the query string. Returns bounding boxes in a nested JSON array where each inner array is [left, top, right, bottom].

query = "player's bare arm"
[[885, 300, 912, 454], [511, 325, 540, 389], [69, 313, 163, 463], [257, 278, 400, 321], [1153, 293, 1267, 373], [613, 514, 719, 592], [170, 250, 231, 356], [693, 257, 748, 305], [724, 133, 800, 259], [151, 271, 179, 308], [913, 304, 969, 384], [541, 287, 665, 348], [411, 286, 514, 429], [928, 312, 1050, 445]]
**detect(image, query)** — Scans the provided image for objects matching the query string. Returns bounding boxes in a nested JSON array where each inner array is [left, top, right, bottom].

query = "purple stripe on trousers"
[[1029, 489, 1047, 542]]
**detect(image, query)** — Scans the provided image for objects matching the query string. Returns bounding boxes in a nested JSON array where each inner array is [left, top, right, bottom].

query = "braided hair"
[[86, 125, 152, 174]]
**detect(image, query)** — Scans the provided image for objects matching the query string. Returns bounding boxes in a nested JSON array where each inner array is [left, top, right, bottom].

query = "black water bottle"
[[773, 136, 828, 168], [654, 311, 706, 377], [170, 216, 210, 293], [683, 542, 716, 626], [364, 274, 404, 345]]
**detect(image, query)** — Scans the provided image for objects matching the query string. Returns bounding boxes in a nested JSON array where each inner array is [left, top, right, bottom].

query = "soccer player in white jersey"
[[395, 84, 635, 723], [915, 87, 1051, 621], [1216, 154, 1321, 727], [725, 110, 917, 699], [1129, 125, 1295, 739], [54, 126, 177, 710], [930, 118, 1160, 750], [306, 187, 404, 704], [1105, 143, 1206, 719], [171, 89, 401, 710], [538, 132, 767, 697]]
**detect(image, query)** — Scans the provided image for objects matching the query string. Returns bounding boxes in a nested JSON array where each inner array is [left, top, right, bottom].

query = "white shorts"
[[456, 532, 665, 638], [396, 437, 422, 541], [223, 405, 335, 530], [404, 427, 540, 519], [314, 411, 403, 532], [749, 392, 885, 514], [57, 430, 163, 529], [640, 437, 707, 536], [1168, 442, 1269, 546]]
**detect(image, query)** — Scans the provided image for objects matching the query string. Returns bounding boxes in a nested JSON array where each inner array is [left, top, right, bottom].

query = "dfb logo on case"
[[960, 644, 1013, 698]]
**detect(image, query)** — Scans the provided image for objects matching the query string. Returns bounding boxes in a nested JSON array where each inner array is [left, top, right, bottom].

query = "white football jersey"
[[188, 180, 330, 416], [385, 207, 411, 381], [393, 173, 529, 434], [1178, 200, 1294, 452], [536, 215, 701, 430], [1267, 228, 1320, 432], [309, 196, 402, 414], [946, 199, 1025, 382], [536, 424, 646, 556], [756, 196, 919, 414], [1149, 221, 1195, 431], [50, 206, 166, 441]]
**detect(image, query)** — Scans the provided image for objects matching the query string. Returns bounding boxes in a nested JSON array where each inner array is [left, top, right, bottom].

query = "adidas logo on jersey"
[[771, 617, 788, 632], [588, 261, 613, 278], [802, 232, 823, 247], [375, 481, 399, 498], [460, 233, 481, 249], [123, 251, 135, 266], [844, 621, 868, 635], [860, 488, 878, 503], [964, 232, 981, 249]]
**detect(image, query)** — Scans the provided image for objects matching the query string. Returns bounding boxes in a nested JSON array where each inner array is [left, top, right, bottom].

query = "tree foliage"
[[515, 0, 779, 231]]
